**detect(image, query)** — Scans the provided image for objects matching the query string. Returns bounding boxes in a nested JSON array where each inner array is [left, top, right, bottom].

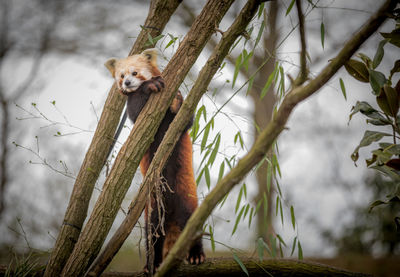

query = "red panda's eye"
[[120, 74, 124, 78], [132, 71, 137, 76]]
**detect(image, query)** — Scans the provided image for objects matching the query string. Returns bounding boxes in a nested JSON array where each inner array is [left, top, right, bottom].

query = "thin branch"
[[155, 1, 397, 276], [293, 0, 308, 86]]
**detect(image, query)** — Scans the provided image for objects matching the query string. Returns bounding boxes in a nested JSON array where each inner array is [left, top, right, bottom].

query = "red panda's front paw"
[[170, 91, 183, 114], [141, 76, 165, 94]]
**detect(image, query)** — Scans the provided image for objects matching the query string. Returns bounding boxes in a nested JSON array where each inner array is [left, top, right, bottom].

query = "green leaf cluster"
[[347, 19, 400, 216]]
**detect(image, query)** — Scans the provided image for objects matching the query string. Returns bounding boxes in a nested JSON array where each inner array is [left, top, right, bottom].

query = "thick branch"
[[85, 1, 262, 276], [43, 1, 182, 276], [60, 1, 235, 276], [155, 1, 397, 276], [105, 258, 372, 277]]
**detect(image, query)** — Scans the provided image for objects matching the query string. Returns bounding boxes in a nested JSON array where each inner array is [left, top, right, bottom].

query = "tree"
[[40, 0, 398, 276]]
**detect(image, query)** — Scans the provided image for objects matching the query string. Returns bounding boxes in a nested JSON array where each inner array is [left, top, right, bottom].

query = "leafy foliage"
[[346, 17, 400, 214]]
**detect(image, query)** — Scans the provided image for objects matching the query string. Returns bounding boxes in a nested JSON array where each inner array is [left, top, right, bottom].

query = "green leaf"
[[218, 161, 225, 182], [351, 130, 391, 162], [233, 253, 249, 276], [235, 187, 244, 213], [298, 241, 303, 260], [339, 78, 347, 100], [254, 20, 265, 49], [344, 59, 369, 83], [369, 69, 386, 95], [257, 3, 265, 19], [232, 53, 242, 88], [377, 84, 399, 117], [380, 29, 400, 48], [232, 205, 245, 235], [204, 166, 211, 189], [201, 123, 211, 152], [349, 101, 387, 123], [372, 39, 387, 69], [207, 133, 220, 166], [357, 53, 372, 69], [290, 205, 296, 230], [286, 0, 296, 16], [320, 22, 325, 49], [248, 207, 254, 228], [243, 203, 250, 220], [390, 60, 400, 80], [260, 63, 278, 99], [276, 234, 287, 247], [290, 237, 297, 256], [371, 165, 400, 182], [368, 200, 386, 213], [209, 225, 216, 252], [257, 238, 264, 261]]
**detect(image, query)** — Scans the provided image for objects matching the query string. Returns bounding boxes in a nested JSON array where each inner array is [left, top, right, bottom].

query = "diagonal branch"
[[43, 1, 182, 276], [155, 0, 397, 276]]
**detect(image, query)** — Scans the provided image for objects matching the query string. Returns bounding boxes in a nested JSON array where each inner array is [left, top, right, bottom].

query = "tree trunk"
[[249, 0, 279, 244], [43, 1, 182, 276], [60, 1, 235, 276]]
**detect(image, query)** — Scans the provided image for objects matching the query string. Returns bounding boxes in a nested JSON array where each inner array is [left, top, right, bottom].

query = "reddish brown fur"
[[175, 133, 198, 211], [162, 223, 181, 259]]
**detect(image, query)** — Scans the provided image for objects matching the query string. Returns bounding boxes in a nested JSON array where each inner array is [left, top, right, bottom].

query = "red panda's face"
[[115, 59, 153, 93], [105, 49, 161, 94]]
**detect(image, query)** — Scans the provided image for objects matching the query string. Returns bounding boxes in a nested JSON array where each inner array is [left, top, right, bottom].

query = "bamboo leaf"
[[320, 22, 325, 49], [232, 206, 245, 235], [209, 225, 216, 252], [235, 187, 243, 213], [232, 53, 242, 88], [286, 0, 296, 16], [290, 236, 297, 256], [290, 205, 296, 230], [201, 123, 211, 152], [254, 20, 265, 49], [339, 78, 347, 100], [298, 241, 303, 260], [248, 207, 254, 228], [204, 166, 211, 189], [218, 161, 225, 182], [208, 133, 221, 166], [233, 253, 249, 276]]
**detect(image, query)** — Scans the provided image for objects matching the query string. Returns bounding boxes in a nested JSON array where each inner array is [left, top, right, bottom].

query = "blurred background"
[[0, 0, 399, 275]]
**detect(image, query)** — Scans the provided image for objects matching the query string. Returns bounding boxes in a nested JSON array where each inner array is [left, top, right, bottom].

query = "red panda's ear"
[[141, 48, 158, 68], [104, 58, 117, 77]]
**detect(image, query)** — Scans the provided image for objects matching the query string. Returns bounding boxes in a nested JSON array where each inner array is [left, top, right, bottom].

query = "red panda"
[[105, 49, 205, 271]]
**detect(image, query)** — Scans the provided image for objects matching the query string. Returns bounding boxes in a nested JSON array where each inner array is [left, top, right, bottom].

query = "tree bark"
[[60, 0, 235, 276], [43, 1, 182, 276], [155, 1, 397, 276]]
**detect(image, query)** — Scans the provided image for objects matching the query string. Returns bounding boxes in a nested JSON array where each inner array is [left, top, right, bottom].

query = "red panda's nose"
[[124, 80, 131, 86]]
